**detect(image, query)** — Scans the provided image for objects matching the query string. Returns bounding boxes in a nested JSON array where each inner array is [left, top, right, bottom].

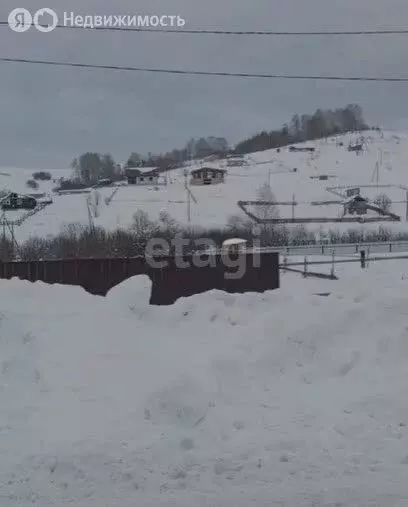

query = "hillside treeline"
[[233, 104, 368, 155], [71, 104, 369, 184]]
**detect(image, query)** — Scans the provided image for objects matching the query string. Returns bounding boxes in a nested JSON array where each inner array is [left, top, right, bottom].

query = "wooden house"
[[125, 167, 160, 185], [343, 195, 369, 215], [190, 167, 226, 186]]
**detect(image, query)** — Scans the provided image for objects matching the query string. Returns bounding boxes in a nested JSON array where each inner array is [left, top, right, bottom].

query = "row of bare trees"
[[0, 207, 402, 264]]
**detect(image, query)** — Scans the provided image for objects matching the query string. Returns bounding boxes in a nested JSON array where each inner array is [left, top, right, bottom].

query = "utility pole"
[[86, 195, 95, 232], [373, 161, 379, 186], [0, 210, 19, 256], [292, 194, 296, 220], [2, 210, 5, 243], [406, 190, 408, 221], [377, 149, 382, 186], [184, 169, 191, 224], [187, 185, 191, 224]]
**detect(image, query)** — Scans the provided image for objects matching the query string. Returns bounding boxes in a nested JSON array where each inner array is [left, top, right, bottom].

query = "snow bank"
[[2, 263, 408, 505]]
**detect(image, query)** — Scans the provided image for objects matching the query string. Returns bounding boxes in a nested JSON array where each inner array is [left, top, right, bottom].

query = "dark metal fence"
[[0, 251, 280, 305]]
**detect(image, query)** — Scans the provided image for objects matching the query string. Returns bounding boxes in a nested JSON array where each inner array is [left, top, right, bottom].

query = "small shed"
[[345, 187, 360, 198], [226, 156, 246, 167], [125, 167, 159, 185], [221, 238, 247, 254], [348, 143, 363, 153], [343, 195, 368, 216], [95, 178, 113, 187], [190, 167, 226, 186], [289, 146, 315, 153]]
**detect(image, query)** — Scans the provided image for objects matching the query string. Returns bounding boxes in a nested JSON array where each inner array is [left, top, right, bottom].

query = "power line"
[[1, 21, 408, 35], [1, 57, 408, 82]]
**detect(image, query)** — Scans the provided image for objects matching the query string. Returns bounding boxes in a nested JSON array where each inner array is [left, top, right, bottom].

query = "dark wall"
[[0, 252, 280, 305]]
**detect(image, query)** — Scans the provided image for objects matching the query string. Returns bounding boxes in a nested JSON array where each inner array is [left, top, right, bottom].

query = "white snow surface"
[[2, 260, 408, 505]]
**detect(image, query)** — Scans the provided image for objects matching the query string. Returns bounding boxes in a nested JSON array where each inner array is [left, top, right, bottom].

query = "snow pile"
[[2, 265, 408, 505]]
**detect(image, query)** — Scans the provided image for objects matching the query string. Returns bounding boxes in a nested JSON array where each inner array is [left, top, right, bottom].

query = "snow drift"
[[2, 263, 408, 505]]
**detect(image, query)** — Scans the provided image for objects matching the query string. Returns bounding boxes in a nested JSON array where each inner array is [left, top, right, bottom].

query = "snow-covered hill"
[[2, 129, 408, 243]]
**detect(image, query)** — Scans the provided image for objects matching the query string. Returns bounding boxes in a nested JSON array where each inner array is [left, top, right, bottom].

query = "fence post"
[[360, 250, 366, 269], [283, 255, 288, 272], [303, 256, 308, 277], [389, 242, 392, 253], [330, 251, 335, 278]]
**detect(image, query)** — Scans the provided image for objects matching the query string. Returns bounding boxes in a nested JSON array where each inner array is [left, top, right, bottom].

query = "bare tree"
[[374, 192, 392, 213], [254, 182, 280, 222]]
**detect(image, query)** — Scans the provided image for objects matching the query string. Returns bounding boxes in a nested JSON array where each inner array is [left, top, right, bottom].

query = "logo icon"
[[8, 8, 32, 32], [33, 8, 58, 32]]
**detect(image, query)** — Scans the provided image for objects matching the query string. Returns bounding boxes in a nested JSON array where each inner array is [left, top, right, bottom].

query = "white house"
[[226, 154, 246, 167], [221, 238, 247, 254]]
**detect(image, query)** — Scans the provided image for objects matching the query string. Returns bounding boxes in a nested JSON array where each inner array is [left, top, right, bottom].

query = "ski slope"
[[2, 129, 408, 243], [2, 259, 408, 505]]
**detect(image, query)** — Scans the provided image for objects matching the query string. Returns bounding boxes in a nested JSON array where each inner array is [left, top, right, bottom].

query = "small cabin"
[[343, 195, 368, 216], [221, 238, 247, 254], [125, 167, 159, 185], [289, 146, 315, 153], [95, 178, 113, 187], [226, 156, 246, 167], [190, 167, 226, 186], [348, 143, 363, 153], [345, 187, 360, 198]]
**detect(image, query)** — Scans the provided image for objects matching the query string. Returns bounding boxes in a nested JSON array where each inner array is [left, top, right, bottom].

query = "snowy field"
[[2, 130, 408, 243], [3, 258, 408, 505]]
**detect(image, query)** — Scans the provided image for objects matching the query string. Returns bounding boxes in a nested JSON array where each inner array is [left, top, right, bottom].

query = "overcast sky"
[[1, 0, 408, 168]]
